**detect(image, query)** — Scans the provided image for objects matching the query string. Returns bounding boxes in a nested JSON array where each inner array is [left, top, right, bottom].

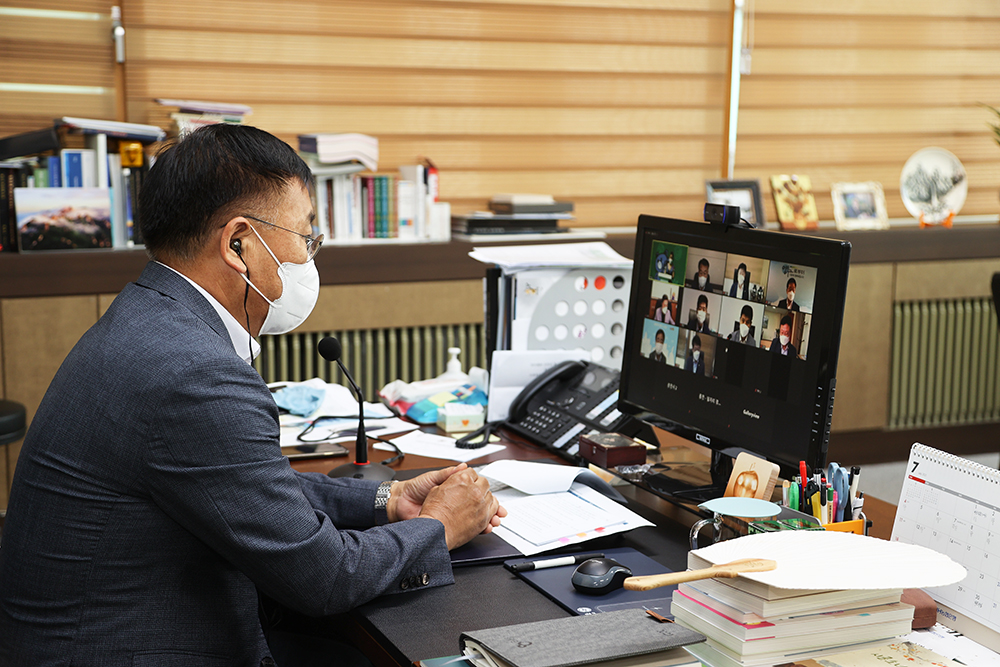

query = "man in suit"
[[687, 294, 712, 333], [685, 257, 711, 291], [775, 277, 800, 311], [683, 335, 706, 375], [770, 316, 798, 357], [727, 304, 758, 347], [0, 125, 505, 667], [649, 329, 668, 362]]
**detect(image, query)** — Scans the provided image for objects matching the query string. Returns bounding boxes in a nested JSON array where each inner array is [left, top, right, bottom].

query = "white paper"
[[489, 483, 652, 556], [468, 241, 631, 273], [486, 350, 590, 422], [478, 459, 586, 495], [373, 430, 505, 463]]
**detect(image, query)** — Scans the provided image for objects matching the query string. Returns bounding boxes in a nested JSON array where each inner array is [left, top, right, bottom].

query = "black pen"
[[507, 552, 605, 573]]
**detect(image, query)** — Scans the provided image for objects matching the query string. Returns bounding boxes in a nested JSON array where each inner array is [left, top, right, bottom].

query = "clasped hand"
[[388, 463, 507, 550]]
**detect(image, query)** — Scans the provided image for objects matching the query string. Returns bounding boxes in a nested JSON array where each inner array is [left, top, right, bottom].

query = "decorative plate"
[[899, 147, 967, 223]]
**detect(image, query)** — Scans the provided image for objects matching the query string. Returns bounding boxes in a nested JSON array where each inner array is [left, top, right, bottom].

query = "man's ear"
[[221, 217, 253, 273]]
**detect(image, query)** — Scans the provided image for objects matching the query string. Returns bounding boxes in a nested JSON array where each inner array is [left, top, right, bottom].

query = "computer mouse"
[[571, 557, 633, 595]]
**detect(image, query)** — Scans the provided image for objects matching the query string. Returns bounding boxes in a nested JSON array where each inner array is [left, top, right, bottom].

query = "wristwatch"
[[375, 480, 396, 511]]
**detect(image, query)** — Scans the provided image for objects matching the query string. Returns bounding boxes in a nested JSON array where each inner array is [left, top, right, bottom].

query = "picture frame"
[[831, 181, 889, 231], [705, 179, 767, 229], [769, 174, 819, 231]]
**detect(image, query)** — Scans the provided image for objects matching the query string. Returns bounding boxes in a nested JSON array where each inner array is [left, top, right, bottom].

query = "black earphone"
[[231, 239, 242, 255]]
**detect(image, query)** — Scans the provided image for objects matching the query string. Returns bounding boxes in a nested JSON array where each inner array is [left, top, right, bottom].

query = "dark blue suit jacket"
[[0, 262, 451, 666]]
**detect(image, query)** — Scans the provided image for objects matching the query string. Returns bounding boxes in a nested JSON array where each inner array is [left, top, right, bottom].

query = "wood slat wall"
[[0, 1, 117, 135], [121, 0, 732, 226], [4, 2, 1000, 226], [736, 1, 1000, 223]]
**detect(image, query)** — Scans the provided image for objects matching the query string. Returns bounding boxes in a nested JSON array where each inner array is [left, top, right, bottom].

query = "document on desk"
[[374, 430, 506, 463], [479, 460, 652, 556]]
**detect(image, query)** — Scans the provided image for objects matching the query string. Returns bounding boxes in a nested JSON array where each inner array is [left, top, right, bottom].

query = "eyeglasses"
[[244, 214, 323, 261]]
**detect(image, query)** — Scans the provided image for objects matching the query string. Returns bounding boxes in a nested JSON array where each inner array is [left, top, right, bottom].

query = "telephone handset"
[[505, 360, 629, 459]]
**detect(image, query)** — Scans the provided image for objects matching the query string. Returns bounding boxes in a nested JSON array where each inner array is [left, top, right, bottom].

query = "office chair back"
[[0, 399, 27, 446]]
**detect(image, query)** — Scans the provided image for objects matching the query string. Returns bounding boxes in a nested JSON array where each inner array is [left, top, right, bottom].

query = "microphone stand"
[[323, 340, 395, 481]]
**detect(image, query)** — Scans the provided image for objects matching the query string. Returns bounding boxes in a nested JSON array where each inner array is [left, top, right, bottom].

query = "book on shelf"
[[309, 160, 449, 244], [58, 117, 166, 143], [488, 200, 574, 215], [451, 214, 566, 236], [0, 127, 61, 162], [60, 149, 97, 188], [298, 133, 378, 172]]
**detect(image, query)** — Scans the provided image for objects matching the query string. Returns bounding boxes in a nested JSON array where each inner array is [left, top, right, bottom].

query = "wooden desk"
[[289, 438, 900, 666]]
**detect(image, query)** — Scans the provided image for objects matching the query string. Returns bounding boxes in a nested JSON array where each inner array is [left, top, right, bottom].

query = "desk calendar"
[[891, 443, 1000, 653]]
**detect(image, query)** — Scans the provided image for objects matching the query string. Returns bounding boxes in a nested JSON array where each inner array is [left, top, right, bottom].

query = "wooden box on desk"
[[578, 431, 646, 468]]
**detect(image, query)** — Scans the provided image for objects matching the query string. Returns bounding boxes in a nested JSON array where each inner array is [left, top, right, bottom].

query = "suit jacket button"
[[420, 573, 430, 586], [261, 658, 277, 667], [400, 579, 409, 590]]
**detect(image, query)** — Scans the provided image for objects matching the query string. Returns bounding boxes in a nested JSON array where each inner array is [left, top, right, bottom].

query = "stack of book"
[[155, 99, 251, 136], [671, 549, 913, 667], [298, 133, 379, 173], [452, 193, 575, 239]]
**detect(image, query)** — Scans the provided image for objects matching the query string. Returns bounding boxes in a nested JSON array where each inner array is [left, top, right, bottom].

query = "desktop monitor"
[[619, 214, 851, 499]]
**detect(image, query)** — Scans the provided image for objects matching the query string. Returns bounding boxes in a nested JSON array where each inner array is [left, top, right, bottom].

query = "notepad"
[[459, 608, 705, 667]]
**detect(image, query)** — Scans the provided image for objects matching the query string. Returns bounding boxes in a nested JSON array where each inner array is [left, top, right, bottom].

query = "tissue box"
[[436, 404, 485, 433]]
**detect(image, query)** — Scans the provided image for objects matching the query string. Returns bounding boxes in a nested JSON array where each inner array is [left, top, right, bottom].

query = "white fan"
[[692, 530, 966, 591]]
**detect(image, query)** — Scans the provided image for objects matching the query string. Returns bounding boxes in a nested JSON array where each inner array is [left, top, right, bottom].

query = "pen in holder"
[[690, 497, 782, 550]]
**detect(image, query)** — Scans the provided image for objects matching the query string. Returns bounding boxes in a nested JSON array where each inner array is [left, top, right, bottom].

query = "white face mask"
[[655, 342, 664, 354], [787, 291, 795, 303], [697, 275, 707, 288], [241, 226, 320, 335], [696, 309, 707, 323], [737, 272, 745, 285], [739, 322, 750, 338], [693, 350, 701, 361], [780, 334, 790, 346]]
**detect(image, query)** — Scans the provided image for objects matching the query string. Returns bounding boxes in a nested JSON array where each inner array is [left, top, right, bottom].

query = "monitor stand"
[[643, 449, 734, 504]]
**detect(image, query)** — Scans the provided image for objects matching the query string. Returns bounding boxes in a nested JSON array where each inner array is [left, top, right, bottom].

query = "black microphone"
[[318, 337, 395, 481]]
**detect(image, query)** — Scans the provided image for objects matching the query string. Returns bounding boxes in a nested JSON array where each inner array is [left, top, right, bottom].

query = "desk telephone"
[[505, 360, 632, 458]]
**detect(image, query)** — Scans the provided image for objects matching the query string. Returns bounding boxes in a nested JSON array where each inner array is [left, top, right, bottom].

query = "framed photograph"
[[769, 174, 819, 231], [705, 179, 767, 229], [831, 181, 889, 231]]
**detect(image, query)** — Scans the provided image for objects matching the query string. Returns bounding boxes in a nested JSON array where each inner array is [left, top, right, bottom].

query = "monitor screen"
[[618, 214, 851, 491]]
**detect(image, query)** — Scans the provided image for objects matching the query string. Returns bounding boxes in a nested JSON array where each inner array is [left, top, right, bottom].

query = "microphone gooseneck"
[[319, 337, 395, 481]]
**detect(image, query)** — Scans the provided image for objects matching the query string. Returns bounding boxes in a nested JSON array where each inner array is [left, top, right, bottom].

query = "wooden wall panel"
[[0, 296, 99, 483], [736, 2, 1000, 223], [0, 3, 117, 136], [831, 263, 895, 432], [121, 0, 731, 229], [304, 281, 483, 332]]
